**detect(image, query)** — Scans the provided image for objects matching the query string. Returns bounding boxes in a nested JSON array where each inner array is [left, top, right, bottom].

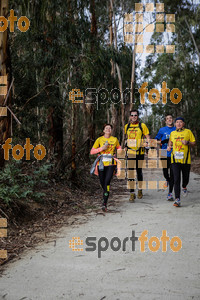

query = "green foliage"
[[0, 161, 52, 205], [7, 0, 199, 175], [8, 0, 135, 151], [141, 0, 200, 152]]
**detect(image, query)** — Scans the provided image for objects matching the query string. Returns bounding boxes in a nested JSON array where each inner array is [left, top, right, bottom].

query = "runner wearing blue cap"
[[155, 115, 176, 200], [167, 117, 196, 207]]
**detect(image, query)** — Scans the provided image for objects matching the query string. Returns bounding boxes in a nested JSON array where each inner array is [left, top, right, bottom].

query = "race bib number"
[[102, 155, 112, 162], [174, 151, 184, 160]]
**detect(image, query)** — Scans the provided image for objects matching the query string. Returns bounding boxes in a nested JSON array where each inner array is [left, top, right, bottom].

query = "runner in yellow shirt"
[[167, 117, 196, 207], [124, 110, 150, 202], [90, 124, 121, 212]]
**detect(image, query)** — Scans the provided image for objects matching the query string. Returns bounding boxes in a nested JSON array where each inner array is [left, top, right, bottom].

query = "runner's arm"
[[189, 141, 196, 147], [154, 129, 163, 145], [182, 140, 196, 146], [145, 134, 150, 140], [90, 147, 104, 155], [155, 129, 162, 141], [124, 125, 128, 149], [183, 130, 196, 147], [144, 134, 150, 147], [167, 140, 173, 151], [90, 137, 109, 154]]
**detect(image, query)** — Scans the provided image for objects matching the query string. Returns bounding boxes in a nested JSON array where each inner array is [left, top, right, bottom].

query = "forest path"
[[0, 169, 200, 300]]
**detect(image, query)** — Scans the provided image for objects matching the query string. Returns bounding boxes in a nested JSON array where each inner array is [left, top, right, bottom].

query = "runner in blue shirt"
[[155, 115, 176, 201]]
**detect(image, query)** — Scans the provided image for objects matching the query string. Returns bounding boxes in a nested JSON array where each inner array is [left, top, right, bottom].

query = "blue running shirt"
[[155, 126, 176, 157]]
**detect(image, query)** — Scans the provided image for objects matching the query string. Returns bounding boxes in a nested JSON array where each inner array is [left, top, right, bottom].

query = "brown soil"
[[0, 170, 126, 271]]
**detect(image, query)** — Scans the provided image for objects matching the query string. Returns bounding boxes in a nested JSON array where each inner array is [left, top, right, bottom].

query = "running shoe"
[[129, 193, 136, 202], [163, 181, 168, 189], [137, 190, 143, 199], [182, 188, 188, 197], [173, 198, 181, 207], [167, 193, 174, 201], [102, 203, 107, 212]]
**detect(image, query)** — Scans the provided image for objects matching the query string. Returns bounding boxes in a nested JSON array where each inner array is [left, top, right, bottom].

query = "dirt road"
[[0, 169, 200, 300]]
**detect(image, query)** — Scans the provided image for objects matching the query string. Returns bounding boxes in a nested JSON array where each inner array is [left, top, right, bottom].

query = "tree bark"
[[110, 0, 124, 141], [184, 17, 200, 64], [130, 46, 136, 111], [45, 5, 63, 166], [84, 0, 97, 157], [0, 0, 11, 167], [47, 105, 63, 162]]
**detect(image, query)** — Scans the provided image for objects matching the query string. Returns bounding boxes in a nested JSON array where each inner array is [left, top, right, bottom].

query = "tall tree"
[[0, 0, 11, 167]]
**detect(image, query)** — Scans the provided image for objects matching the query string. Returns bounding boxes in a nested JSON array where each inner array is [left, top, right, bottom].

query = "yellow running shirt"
[[169, 129, 195, 164], [92, 136, 120, 166], [124, 122, 149, 155]]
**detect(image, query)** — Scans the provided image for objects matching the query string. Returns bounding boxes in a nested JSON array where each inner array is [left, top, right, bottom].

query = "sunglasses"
[[131, 114, 138, 117]]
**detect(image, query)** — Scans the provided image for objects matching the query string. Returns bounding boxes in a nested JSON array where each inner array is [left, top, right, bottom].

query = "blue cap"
[[175, 117, 184, 122]]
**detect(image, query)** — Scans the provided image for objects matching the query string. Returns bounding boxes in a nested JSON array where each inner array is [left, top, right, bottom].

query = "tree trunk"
[[84, 0, 97, 157], [130, 46, 136, 111], [47, 105, 63, 163], [0, 0, 11, 167], [71, 99, 76, 179], [109, 0, 115, 77], [110, 0, 124, 143], [184, 17, 200, 64], [90, 0, 97, 39]]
